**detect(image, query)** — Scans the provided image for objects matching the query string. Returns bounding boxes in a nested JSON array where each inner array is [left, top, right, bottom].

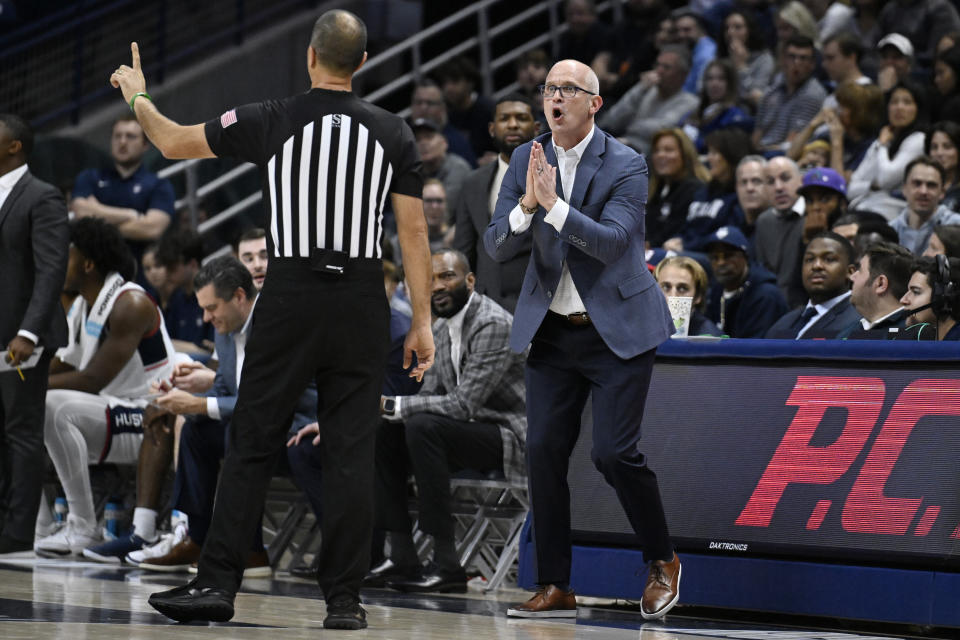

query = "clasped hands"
[[147, 360, 215, 415], [522, 141, 558, 213]]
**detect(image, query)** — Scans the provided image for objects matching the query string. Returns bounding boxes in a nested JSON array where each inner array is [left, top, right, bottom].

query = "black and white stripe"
[[266, 114, 393, 259]]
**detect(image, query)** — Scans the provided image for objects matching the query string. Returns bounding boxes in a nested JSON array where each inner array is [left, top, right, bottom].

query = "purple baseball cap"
[[798, 167, 847, 200]]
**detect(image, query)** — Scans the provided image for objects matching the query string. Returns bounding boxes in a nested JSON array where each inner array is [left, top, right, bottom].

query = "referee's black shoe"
[[148, 577, 235, 622], [324, 597, 368, 630]]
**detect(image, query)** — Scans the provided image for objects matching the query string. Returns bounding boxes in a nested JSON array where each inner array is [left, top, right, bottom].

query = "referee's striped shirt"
[[205, 88, 423, 259]]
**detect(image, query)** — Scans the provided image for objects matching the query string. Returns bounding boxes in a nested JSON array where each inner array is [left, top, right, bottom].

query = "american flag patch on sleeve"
[[220, 109, 238, 128]]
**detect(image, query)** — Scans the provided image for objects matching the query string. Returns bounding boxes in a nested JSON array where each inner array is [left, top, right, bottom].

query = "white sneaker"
[[35, 520, 64, 541], [35, 516, 101, 558], [126, 520, 187, 567]]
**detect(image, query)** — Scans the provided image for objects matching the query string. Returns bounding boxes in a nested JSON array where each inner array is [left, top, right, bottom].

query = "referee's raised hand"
[[110, 42, 147, 106]]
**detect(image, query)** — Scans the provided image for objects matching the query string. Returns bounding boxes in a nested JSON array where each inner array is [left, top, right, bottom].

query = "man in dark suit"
[[368, 249, 526, 593], [454, 95, 538, 314], [0, 113, 69, 553], [839, 241, 914, 339], [766, 231, 861, 339], [484, 60, 680, 620]]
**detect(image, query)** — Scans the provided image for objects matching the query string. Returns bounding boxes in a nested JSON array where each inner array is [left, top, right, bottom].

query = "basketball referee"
[[110, 10, 435, 630]]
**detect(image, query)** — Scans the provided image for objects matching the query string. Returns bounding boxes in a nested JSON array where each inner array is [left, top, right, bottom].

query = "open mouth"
[[552, 107, 563, 121]]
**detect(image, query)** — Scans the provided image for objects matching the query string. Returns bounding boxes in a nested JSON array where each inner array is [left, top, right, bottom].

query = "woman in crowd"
[[788, 82, 884, 178], [646, 129, 710, 249], [932, 46, 960, 124], [927, 121, 960, 212], [654, 255, 722, 337], [664, 128, 753, 252], [141, 244, 172, 310], [923, 225, 960, 259], [720, 9, 775, 108], [683, 59, 753, 153], [847, 81, 927, 219]]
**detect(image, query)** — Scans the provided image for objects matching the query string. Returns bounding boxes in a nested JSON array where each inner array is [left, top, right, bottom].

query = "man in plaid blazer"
[[370, 248, 526, 593]]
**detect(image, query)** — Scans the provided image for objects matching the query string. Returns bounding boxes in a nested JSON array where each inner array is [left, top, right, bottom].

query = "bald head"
[[550, 59, 600, 94], [310, 10, 367, 75], [766, 156, 803, 211]]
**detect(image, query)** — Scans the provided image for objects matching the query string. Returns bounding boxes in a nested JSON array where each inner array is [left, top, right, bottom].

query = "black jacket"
[[0, 169, 69, 349], [706, 262, 787, 338]]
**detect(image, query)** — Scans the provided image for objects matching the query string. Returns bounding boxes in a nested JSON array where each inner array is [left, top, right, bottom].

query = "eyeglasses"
[[537, 84, 597, 98]]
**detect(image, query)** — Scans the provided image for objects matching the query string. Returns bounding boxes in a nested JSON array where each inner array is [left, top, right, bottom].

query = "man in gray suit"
[[370, 248, 526, 593], [0, 113, 69, 553], [454, 94, 539, 313]]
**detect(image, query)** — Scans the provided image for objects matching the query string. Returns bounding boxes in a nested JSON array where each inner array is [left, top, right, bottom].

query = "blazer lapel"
[[569, 130, 606, 211], [458, 294, 482, 371], [0, 171, 30, 232], [477, 162, 498, 225], [433, 321, 454, 390]]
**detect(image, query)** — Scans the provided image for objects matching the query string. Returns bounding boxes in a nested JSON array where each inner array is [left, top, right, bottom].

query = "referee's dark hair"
[[310, 10, 366, 75], [194, 255, 255, 302], [0, 113, 34, 159], [70, 218, 136, 281]]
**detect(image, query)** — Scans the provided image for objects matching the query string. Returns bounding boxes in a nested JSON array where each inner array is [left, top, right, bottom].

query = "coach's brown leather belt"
[[550, 310, 592, 326]]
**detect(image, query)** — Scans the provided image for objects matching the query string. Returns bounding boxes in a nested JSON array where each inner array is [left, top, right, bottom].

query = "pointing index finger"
[[131, 42, 141, 71]]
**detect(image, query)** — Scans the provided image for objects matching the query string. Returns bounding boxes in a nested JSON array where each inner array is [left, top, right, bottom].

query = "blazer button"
[[547, 291, 553, 298]]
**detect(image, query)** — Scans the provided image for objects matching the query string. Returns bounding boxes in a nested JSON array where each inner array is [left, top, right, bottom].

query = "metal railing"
[[118, 0, 624, 249]]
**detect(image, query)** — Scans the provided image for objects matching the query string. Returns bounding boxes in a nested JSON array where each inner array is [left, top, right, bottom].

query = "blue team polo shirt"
[[72, 163, 176, 264]]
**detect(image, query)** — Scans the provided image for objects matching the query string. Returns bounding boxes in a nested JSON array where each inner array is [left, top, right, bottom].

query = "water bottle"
[[53, 497, 67, 524], [104, 501, 121, 540]]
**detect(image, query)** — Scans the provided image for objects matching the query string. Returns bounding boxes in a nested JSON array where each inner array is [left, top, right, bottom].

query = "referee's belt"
[[549, 310, 592, 326]]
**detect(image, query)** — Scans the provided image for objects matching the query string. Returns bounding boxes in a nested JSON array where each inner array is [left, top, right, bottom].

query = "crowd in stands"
[[408, 0, 960, 341], [11, 0, 960, 597]]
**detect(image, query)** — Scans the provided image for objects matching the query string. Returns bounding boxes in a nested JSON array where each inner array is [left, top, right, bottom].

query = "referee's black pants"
[[195, 259, 389, 604]]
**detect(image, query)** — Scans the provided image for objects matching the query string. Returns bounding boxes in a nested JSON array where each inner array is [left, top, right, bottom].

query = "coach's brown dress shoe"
[[506, 584, 577, 618], [641, 553, 681, 619]]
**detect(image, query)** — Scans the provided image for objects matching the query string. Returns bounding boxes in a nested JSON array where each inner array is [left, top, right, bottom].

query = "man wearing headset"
[[898, 254, 960, 340]]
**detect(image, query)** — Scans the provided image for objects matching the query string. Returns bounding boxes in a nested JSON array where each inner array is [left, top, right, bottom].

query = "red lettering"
[[841, 379, 960, 534], [913, 506, 940, 537], [736, 376, 884, 527], [806, 500, 832, 530]]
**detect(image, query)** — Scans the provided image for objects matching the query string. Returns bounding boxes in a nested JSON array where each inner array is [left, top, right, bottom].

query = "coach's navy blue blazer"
[[483, 128, 673, 358]]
